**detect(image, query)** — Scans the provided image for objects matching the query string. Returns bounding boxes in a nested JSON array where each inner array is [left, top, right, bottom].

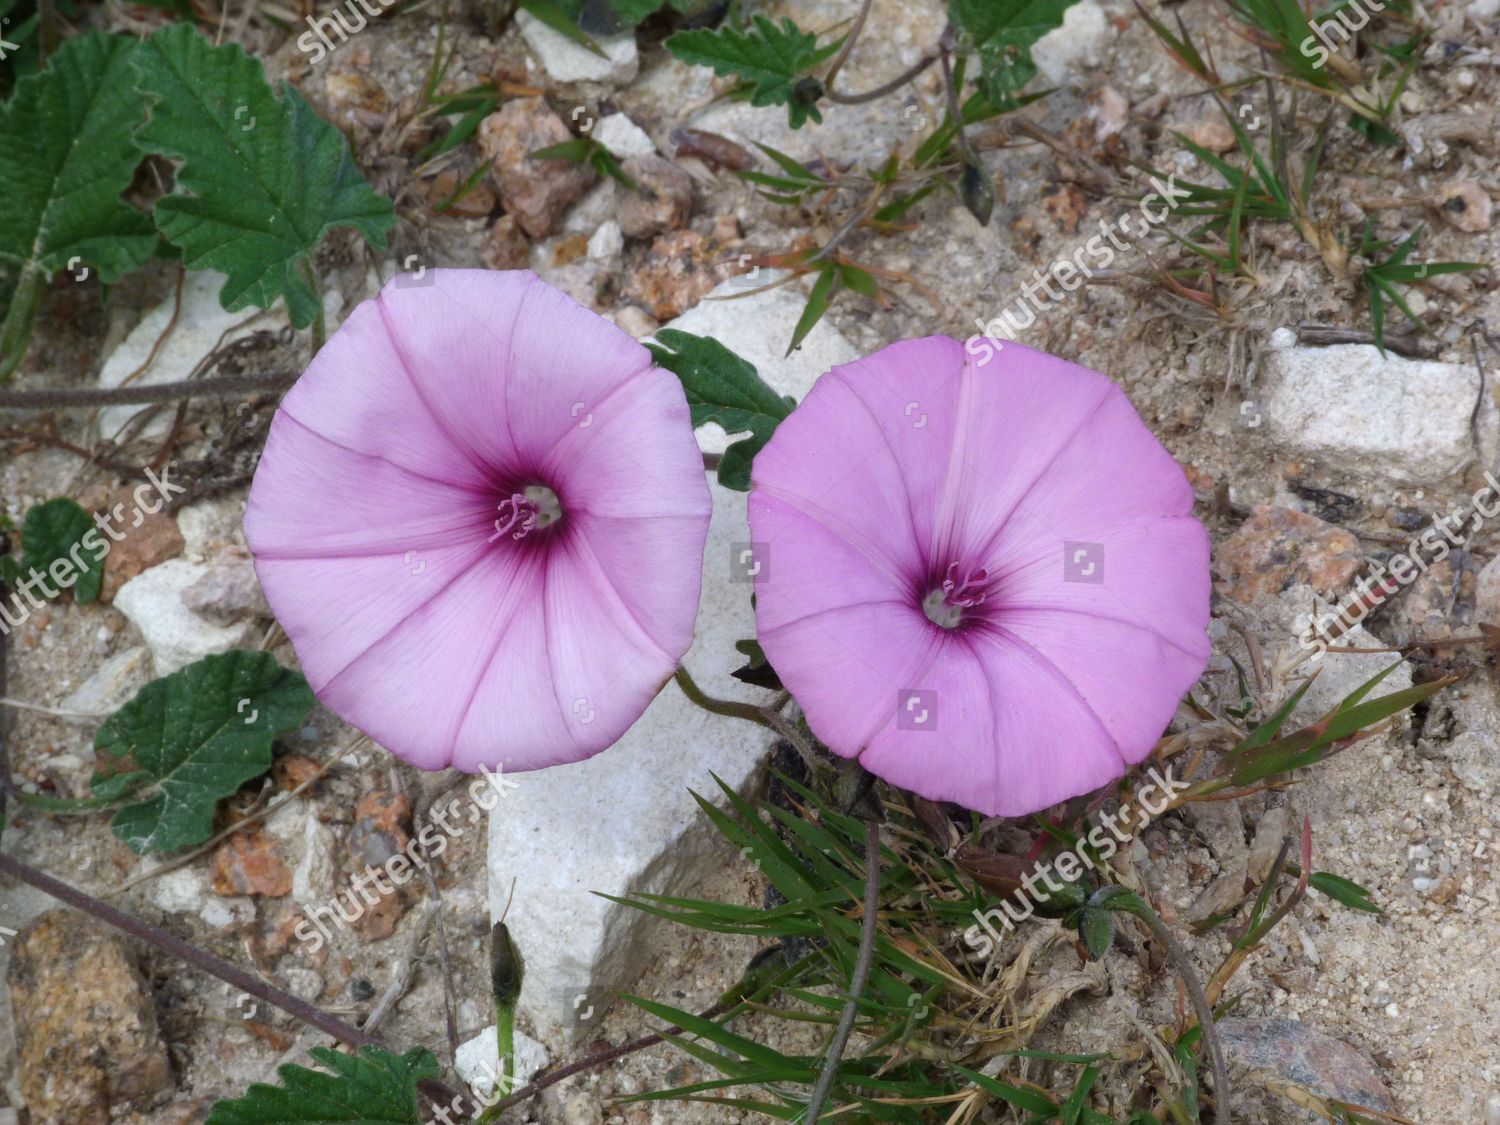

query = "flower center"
[[489, 485, 562, 542], [922, 563, 988, 630]]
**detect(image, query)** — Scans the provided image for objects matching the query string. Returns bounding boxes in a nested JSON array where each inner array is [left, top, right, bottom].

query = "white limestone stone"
[[486, 280, 858, 1043], [1260, 344, 1495, 485]]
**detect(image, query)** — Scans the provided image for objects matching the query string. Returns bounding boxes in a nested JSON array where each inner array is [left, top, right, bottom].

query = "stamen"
[[923, 563, 989, 629], [942, 562, 988, 607], [489, 486, 562, 542]]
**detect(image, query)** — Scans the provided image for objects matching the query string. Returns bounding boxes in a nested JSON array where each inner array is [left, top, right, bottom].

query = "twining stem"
[[1117, 898, 1231, 1124], [0, 370, 299, 410], [825, 55, 939, 105], [483, 999, 735, 1118], [673, 665, 821, 768], [673, 665, 774, 728], [0, 848, 375, 1046], [822, 0, 873, 88], [802, 817, 881, 1123]]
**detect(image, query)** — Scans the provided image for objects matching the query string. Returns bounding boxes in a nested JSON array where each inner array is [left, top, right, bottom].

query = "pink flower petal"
[[748, 335, 1210, 816], [246, 270, 710, 772]]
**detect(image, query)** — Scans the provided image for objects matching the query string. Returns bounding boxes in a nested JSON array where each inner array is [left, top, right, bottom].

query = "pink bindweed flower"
[[245, 270, 711, 772], [746, 337, 1210, 817]]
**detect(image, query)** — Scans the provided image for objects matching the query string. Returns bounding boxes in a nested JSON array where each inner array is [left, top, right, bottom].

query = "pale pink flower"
[[245, 271, 711, 772], [747, 337, 1210, 816]]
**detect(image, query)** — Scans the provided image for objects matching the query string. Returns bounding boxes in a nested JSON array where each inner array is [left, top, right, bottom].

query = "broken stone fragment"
[[7, 910, 174, 1124], [1214, 505, 1362, 604], [478, 98, 597, 239], [616, 155, 695, 241]]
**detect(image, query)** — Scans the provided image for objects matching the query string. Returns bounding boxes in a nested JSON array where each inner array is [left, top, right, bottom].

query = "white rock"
[[593, 113, 655, 159], [587, 220, 624, 260], [1032, 0, 1108, 85], [516, 10, 638, 85], [1260, 344, 1496, 485], [114, 559, 254, 675], [200, 898, 252, 928], [488, 283, 858, 1043], [1476, 555, 1500, 624], [1268, 326, 1298, 348], [148, 867, 210, 914], [661, 277, 863, 457], [60, 646, 152, 715], [176, 497, 249, 561], [455, 1025, 549, 1097], [289, 813, 340, 905], [97, 271, 273, 443]]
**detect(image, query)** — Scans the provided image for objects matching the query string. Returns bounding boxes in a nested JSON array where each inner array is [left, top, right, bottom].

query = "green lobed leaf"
[[92, 649, 315, 853], [666, 16, 827, 128], [949, 0, 1079, 105], [205, 1045, 438, 1124], [646, 329, 795, 490], [6, 498, 106, 604], [0, 31, 156, 378], [132, 24, 395, 329]]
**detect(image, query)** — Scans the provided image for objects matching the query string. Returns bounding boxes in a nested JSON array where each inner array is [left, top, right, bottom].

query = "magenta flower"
[[747, 337, 1210, 816], [245, 270, 711, 772]]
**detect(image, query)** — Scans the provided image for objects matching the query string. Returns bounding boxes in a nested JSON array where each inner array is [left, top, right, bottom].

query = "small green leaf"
[[1309, 871, 1381, 913], [1077, 906, 1114, 960], [787, 265, 839, 357], [731, 638, 783, 690], [666, 16, 828, 128], [646, 329, 794, 491], [949, 0, 1078, 105], [531, 137, 598, 162], [608, 0, 669, 26], [1230, 674, 1453, 786], [516, 0, 609, 56], [93, 650, 316, 853], [0, 31, 156, 378], [8, 498, 106, 604], [133, 24, 395, 329], [204, 1045, 438, 1124], [952, 1064, 1057, 1113]]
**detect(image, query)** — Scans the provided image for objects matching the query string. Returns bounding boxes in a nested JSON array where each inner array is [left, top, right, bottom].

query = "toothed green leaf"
[[133, 24, 394, 328], [204, 1045, 437, 1124], [92, 650, 315, 853]]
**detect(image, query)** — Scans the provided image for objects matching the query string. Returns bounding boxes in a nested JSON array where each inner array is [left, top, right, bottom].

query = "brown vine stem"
[[801, 817, 881, 1123], [0, 370, 298, 411], [0, 600, 468, 1107], [0, 848, 376, 1047], [484, 1000, 734, 1118], [825, 54, 939, 105], [822, 0, 873, 88]]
